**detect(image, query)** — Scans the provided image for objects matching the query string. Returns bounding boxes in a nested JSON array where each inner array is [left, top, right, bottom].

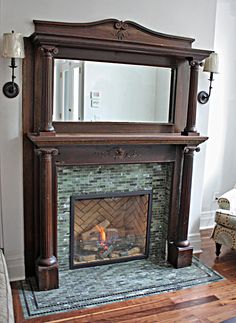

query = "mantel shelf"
[[28, 132, 208, 147]]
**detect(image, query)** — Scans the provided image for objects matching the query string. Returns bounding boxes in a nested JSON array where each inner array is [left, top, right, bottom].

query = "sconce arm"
[[197, 72, 214, 104]]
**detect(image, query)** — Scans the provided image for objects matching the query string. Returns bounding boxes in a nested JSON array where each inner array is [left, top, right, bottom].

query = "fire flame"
[[96, 225, 106, 242]]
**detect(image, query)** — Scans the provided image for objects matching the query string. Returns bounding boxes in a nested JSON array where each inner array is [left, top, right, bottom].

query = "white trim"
[[5, 255, 25, 281], [0, 155, 4, 249], [188, 232, 202, 254], [200, 210, 215, 230]]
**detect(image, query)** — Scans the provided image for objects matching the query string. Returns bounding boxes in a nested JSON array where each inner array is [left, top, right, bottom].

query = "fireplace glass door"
[[70, 191, 152, 269]]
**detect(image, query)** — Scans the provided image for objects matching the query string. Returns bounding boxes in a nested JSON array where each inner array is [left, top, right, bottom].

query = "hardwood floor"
[[12, 229, 236, 322]]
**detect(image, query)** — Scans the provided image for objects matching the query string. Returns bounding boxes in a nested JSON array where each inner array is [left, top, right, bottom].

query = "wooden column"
[[168, 145, 200, 268], [182, 60, 201, 136], [39, 46, 58, 135], [35, 148, 59, 290]]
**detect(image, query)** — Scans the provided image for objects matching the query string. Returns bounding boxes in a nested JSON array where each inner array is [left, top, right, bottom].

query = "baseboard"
[[200, 210, 215, 230], [188, 232, 202, 254], [5, 254, 25, 281]]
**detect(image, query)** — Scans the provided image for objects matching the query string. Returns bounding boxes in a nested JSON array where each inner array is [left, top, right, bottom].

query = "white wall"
[[0, 0, 217, 279], [201, 0, 236, 229]]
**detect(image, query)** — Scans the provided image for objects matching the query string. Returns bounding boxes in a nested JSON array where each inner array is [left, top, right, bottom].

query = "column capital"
[[35, 148, 58, 156], [40, 45, 59, 56], [184, 146, 200, 154], [188, 59, 203, 68]]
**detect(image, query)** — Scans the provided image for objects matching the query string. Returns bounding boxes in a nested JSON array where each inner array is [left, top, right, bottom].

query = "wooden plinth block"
[[168, 242, 193, 268], [36, 263, 59, 291]]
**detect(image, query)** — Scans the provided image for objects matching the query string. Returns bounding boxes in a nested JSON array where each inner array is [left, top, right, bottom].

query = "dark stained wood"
[[174, 61, 190, 133], [22, 18, 211, 289], [168, 146, 200, 267], [28, 133, 208, 147], [168, 147, 182, 242], [39, 46, 58, 134], [54, 145, 176, 166], [31, 19, 211, 61], [54, 121, 174, 134], [168, 243, 193, 268], [35, 148, 59, 290], [28, 18, 211, 135], [182, 60, 201, 135], [33, 19, 195, 48], [12, 229, 236, 323], [177, 146, 200, 244]]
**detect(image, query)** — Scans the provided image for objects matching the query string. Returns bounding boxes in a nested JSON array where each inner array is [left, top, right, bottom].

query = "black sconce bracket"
[[198, 72, 214, 105], [2, 58, 20, 99]]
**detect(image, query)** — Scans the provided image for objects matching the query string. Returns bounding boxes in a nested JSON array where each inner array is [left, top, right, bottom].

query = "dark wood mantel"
[[28, 133, 208, 147], [23, 18, 212, 290]]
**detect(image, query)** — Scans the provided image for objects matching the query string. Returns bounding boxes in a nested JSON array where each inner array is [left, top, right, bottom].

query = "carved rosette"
[[113, 21, 129, 40]]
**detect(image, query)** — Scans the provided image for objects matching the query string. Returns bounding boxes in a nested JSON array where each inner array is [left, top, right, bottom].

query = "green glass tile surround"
[[57, 163, 173, 271]]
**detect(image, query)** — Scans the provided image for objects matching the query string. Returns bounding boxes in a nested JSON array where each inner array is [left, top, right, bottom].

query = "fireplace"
[[57, 163, 173, 272], [23, 19, 210, 290], [70, 191, 152, 269]]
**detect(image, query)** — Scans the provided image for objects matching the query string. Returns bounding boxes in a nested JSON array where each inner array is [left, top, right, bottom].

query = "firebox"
[[70, 190, 152, 269]]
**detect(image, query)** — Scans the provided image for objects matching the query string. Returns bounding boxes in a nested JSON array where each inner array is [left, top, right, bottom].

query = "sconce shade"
[[2, 32, 25, 58], [203, 52, 219, 74]]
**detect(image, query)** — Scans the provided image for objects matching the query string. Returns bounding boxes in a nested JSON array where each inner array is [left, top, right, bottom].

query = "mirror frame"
[[25, 19, 211, 134]]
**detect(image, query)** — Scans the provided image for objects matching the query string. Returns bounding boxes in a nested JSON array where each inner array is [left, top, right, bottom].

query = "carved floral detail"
[[113, 21, 129, 40], [94, 147, 140, 161]]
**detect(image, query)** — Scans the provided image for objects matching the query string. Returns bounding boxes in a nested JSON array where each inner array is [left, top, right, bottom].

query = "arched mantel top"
[[32, 18, 195, 48], [30, 18, 211, 62]]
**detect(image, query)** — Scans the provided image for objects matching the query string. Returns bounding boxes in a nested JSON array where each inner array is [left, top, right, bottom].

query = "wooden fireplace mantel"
[[28, 132, 208, 147], [23, 18, 212, 290]]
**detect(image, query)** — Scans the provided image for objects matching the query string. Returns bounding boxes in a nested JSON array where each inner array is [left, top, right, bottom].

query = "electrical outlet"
[[213, 191, 220, 201]]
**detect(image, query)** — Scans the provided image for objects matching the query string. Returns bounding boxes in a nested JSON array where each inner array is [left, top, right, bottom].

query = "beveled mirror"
[[53, 59, 176, 123]]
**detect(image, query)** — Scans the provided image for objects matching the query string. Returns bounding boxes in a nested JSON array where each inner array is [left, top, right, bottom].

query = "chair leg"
[[215, 242, 222, 256]]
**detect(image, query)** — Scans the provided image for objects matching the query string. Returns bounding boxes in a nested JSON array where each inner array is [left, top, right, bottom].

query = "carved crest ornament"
[[113, 21, 129, 40]]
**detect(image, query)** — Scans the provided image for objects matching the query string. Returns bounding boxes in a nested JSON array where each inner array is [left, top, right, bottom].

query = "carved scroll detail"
[[113, 21, 129, 40]]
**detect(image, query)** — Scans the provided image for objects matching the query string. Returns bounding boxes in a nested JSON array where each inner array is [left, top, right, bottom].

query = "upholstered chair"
[[211, 185, 236, 256]]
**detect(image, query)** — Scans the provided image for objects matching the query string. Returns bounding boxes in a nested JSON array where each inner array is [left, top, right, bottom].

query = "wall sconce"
[[2, 31, 25, 98], [197, 52, 219, 104]]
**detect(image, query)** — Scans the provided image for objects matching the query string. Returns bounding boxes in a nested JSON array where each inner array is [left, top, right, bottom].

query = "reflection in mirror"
[[53, 59, 175, 123]]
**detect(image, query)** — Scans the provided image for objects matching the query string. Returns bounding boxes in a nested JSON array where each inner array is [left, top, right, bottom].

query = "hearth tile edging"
[[17, 257, 224, 319]]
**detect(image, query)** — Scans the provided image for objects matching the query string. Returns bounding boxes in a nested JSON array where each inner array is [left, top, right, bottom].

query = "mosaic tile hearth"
[[57, 163, 173, 270], [17, 257, 223, 319]]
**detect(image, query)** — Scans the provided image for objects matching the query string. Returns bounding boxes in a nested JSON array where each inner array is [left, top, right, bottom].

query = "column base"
[[38, 130, 56, 136], [168, 242, 193, 268], [36, 263, 59, 291], [181, 130, 199, 136]]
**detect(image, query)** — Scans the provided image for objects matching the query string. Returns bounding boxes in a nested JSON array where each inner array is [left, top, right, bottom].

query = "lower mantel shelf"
[[27, 132, 208, 147]]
